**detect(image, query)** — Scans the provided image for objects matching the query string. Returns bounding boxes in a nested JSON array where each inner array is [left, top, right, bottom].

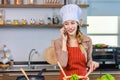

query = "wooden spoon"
[[85, 68, 92, 77], [57, 61, 67, 77], [20, 68, 30, 80]]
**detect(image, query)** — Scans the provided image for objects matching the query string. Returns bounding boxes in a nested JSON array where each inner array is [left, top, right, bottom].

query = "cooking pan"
[[16, 68, 46, 80]]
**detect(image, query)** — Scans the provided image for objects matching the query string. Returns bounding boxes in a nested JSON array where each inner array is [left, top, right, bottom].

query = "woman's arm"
[[87, 37, 99, 71], [54, 39, 68, 67]]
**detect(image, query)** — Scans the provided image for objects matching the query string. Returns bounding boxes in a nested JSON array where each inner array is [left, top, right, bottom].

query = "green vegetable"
[[95, 44, 101, 48], [97, 74, 115, 80], [70, 74, 79, 80]]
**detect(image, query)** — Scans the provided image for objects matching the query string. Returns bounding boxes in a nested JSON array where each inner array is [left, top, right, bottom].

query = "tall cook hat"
[[60, 4, 82, 23]]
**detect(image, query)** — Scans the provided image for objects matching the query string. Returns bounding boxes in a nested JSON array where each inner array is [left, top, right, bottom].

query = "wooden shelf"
[[0, 4, 64, 8], [78, 4, 89, 8], [0, 24, 62, 28], [0, 4, 89, 8], [81, 24, 89, 27], [0, 24, 88, 28]]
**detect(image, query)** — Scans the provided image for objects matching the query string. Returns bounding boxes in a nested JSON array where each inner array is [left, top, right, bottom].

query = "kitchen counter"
[[0, 61, 120, 72], [0, 61, 120, 80], [0, 64, 59, 72]]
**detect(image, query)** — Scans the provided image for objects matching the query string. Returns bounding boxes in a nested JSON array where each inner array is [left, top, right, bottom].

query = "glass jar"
[[52, 15, 59, 24], [47, 17, 52, 24], [68, 0, 77, 4], [14, 0, 23, 5], [39, 18, 44, 24], [27, 0, 35, 4], [6, 20, 12, 24], [1, 0, 10, 4], [13, 20, 19, 25], [30, 18, 36, 24], [21, 19, 27, 25]]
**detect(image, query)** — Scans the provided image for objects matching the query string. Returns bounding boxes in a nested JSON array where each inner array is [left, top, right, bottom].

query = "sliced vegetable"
[[70, 74, 79, 80]]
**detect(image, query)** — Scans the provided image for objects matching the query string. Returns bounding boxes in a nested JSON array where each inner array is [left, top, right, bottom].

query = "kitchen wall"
[[0, 0, 87, 61], [2, 0, 120, 61], [88, 0, 120, 16], [87, 0, 120, 46]]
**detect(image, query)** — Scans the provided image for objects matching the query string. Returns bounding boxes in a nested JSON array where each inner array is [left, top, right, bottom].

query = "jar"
[[68, 0, 77, 4], [14, 0, 23, 5], [13, 20, 19, 25], [1, 0, 10, 4], [6, 20, 12, 24], [30, 18, 36, 24], [21, 19, 27, 25], [52, 15, 59, 24], [47, 17, 52, 24], [27, 0, 35, 4], [39, 18, 44, 24]]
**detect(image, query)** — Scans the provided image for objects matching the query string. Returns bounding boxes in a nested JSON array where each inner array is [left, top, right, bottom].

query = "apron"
[[58, 46, 87, 80]]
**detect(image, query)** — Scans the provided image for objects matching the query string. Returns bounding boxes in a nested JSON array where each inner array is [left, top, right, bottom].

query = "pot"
[[16, 68, 46, 80]]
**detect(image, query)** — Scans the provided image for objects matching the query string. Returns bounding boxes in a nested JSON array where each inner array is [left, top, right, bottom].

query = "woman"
[[54, 4, 99, 80]]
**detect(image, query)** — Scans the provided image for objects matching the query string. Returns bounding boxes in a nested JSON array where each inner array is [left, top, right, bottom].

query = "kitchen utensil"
[[20, 68, 30, 80], [16, 68, 46, 80], [57, 61, 91, 80], [57, 61, 67, 77], [44, 40, 57, 65], [85, 68, 92, 77], [0, 64, 9, 69]]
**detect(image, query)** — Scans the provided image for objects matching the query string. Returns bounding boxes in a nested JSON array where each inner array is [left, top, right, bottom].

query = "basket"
[[0, 64, 10, 69]]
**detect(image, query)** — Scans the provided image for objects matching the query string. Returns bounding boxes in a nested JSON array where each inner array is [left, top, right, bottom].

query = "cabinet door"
[[45, 75, 59, 80], [89, 74, 101, 80]]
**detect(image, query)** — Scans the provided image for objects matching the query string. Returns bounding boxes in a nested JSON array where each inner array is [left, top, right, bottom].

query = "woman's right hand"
[[60, 27, 68, 42]]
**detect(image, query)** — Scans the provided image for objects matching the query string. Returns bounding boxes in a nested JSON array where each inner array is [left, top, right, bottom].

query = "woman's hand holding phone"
[[60, 27, 68, 51], [60, 27, 68, 42]]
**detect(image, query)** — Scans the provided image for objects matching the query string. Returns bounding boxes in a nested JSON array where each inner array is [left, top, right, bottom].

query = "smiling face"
[[63, 20, 78, 36]]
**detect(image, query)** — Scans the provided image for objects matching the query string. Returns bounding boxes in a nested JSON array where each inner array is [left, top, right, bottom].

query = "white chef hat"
[[60, 4, 82, 23]]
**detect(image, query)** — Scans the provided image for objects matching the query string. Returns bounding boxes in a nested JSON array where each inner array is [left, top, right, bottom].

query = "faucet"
[[28, 49, 38, 69]]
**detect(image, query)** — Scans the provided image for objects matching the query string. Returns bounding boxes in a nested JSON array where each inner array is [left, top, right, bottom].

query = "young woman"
[[54, 4, 99, 80]]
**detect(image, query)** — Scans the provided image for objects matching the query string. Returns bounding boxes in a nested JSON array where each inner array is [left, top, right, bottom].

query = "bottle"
[[47, 17, 52, 24], [52, 15, 59, 24]]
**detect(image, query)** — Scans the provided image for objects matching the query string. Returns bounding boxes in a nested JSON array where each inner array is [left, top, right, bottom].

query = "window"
[[87, 16, 118, 46]]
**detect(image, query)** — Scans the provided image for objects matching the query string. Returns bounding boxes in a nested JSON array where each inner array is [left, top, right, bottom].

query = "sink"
[[8, 65, 59, 71], [30, 65, 59, 70]]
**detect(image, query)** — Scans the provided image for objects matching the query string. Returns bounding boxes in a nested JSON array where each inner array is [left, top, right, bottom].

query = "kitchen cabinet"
[[0, 71, 59, 80], [0, 70, 120, 80], [0, 4, 89, 28]]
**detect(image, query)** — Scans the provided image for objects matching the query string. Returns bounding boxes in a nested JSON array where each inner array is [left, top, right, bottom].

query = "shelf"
[[0, 24, 88, 28], [0, 24, 62, 28], [0, 4, 89, 8], [0, 4, 64, 8], [78, 4, 89, 8], [81, 24, 89, 27]]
